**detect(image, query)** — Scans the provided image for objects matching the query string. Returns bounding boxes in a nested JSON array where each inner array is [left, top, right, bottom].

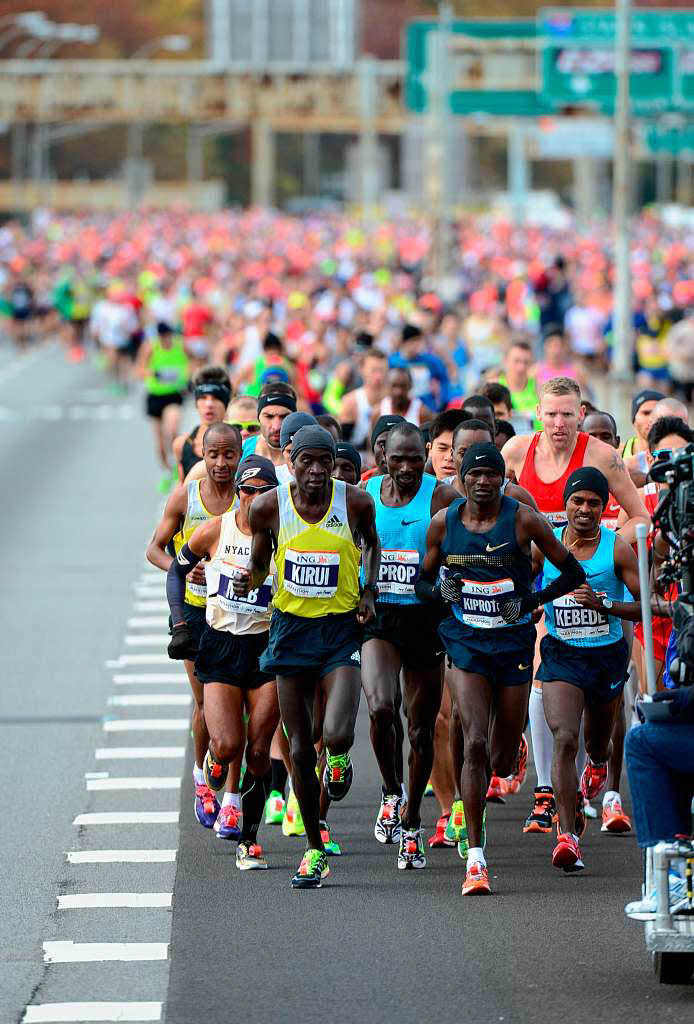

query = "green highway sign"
[[645, 122, 694, 155], [539, 8, 694, 114]]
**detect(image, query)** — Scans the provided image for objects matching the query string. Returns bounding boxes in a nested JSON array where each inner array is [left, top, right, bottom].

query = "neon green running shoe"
[[445, 799, 466, 844], [320, 820, 342, 856], [323, 750, 353, 801], [282, 788, 305, 837], [291, 847, 329, 889], [458, 807, 486, 861], [264, 789, 286, 826]]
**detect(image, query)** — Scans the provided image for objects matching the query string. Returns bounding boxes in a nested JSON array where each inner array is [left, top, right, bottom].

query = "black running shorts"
[[261, 609, 362, 679], [439, 617, 536, 687], [195, 625, 273, 688], [146, 391, 184, 419], [536, 633, 629, 704], [362, 602, 445, 669]]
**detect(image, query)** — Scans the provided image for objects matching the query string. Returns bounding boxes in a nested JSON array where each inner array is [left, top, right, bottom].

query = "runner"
[[360, 414, 406, 483], [377, 366, 433, 426], [333, 442, 362, 485], [172, 367, 231, 483], [460, 394, 496, 435], [427, 409, 469, 482], [277, 412, 318, 483], [501, 377, 648, 833], [416, 443, 585, 894], [620, 388, 664, 463], [362, 422, 458, 868], [240, 382, 297, 468], [146, 421, 241, 829], [535, 468, 642, 871], [226, 394, 261, 443], [233, 425, 381, 888], [339, 348, 388, 452], [136, 322, 189, 491], [498, 339, 539, 432], [166, 455, 280, 868]]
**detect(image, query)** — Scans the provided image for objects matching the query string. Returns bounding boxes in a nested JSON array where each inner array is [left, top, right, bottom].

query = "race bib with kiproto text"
[[378, 549, 419, 596], [284, 549, 340, 599], [553, 592, 609, 641], [459, 577, 514, 628]]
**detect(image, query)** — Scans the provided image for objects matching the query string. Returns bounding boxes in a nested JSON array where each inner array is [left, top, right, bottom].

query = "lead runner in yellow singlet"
[[233, 425, 381, 890]]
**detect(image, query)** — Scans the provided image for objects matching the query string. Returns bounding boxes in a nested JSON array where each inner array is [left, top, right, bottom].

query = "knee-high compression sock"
[[270, 757, 288, 797], [241, 770, 271, 842], [575, 716, 587, 780], [528, 686, 554, 789]]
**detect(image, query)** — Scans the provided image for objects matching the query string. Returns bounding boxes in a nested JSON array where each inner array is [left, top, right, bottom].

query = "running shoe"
[[397, 827, 426, 870], [505, 734, 528, 795], [374, 790, 403, 845], [445, 800, 466, 844], [424, 779, 435, 797], [282, 789, 305, 837], [457, 807, 486, 861], [194, 783, 220, 828], [461, 862, 491, 895], [601, 794, 632, 834], [236, 842, 268, 870], [574, 790, 587, 839], [625, 876, 689, 920], [580, 758, 608, 800], [291, 848, 329, 889], [214, 803, 242, 840], [552, 832, 585, 872], [583, 798, 598, 819], [486, 775, 505, 803], [264, 789, 286, 825], [428, 814, 454, 848], [522, 787, 556, 834], [320, 820, 342, 856], [203, 750, 228, 793], [323, 751, 353, 802]]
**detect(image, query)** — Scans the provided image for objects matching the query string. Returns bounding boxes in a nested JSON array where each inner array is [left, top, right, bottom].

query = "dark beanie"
[[563, 467, 610, 509], [371, 413, 406, 451], [460, 442, 505, 481], [335, 442, 361, 477], [290, 424, 337, 462]]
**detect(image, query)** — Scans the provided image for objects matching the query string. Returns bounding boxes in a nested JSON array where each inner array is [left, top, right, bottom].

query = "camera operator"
[[624, 440, 694, 915]]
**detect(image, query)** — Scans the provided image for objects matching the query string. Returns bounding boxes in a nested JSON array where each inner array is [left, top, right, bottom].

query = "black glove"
[[440, 572, 462, 604], [168, 622, 194, 661], [498, 594, 538, 624], [653, 684, 694, 722]]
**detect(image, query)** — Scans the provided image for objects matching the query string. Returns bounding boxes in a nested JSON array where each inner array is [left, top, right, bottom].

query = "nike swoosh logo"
[[518, 663, 529, 671], [401, 519, 420, 526], [485, 542, 509, 552], [475, 454, 485, 460], [610, 680, 622, 689]]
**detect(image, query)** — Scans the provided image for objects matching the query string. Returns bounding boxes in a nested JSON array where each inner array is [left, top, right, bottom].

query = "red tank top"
[[602, 493, 622, 530], [518, 431, 590, 525]]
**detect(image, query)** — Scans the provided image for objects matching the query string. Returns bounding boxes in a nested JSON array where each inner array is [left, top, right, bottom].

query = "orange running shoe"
[[523, 787, 555, 833], [552, 832, 585, 872], [461, 861, 491, 895], [486, 775, 505, 803], [601, 794, 632, 834], [428, 814, 455, 848], [580, 758, 608, 800]]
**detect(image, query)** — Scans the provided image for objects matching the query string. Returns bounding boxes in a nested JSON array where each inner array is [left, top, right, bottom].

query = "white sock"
[[193, 764, 204, 785], [467, 847, 486, 868], [528, 687, 553, 789], [575, 717, 587, 779], [222, 791, 241, 811], [603, 789, 619, 807]]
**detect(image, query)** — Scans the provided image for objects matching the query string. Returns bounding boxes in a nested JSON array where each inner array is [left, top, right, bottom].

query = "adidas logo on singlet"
[[325, 515, 343, 529]]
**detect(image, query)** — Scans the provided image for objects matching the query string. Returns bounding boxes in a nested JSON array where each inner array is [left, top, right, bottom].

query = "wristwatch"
[[601, 597, 614, 610], [362, 582, 380, 599]]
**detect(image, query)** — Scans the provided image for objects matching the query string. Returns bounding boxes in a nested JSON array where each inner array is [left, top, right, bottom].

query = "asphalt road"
[[3, 341, 692, 1024]]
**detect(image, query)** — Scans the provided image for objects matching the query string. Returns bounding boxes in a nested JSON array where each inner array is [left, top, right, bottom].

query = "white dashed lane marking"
[[57, 893, 172, 910], [107, 694, 191, 707], [94, 746, 185, 760], [102, 718, 189, 732], [66, 850, 177, 865], [43, 942, 169, 963], [86, 777, 181, 791], [23, 1002, 163, 1022], [73, 812, 179, 826]]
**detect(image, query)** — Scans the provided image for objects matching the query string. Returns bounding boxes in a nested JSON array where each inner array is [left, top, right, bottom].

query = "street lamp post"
[[611, 0, 633, 428]]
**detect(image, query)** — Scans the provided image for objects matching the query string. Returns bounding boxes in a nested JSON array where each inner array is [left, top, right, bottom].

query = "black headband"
[[235, 455, 278, 488], [257, 393, 297, 416], [563, 467, 610, 509], [460, 441, 505, 481], [195, 382, 231, 406]]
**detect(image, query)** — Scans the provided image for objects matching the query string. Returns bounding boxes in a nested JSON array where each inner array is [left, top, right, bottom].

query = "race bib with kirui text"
[[284, 549, 339, 599], [378, 549, 419, 596], [553, 592, 609, 641], [459, 577, 514, 628]]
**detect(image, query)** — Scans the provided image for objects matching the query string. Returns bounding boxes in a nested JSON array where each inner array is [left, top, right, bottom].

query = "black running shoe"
[[291, 848, 329, 889], [523, 787, 556, 834]]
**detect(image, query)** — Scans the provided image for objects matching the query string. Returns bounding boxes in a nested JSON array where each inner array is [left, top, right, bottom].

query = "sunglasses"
[[229, 421, 261, 434], [237, 483, 274, 495], [651, 449, 673, 460]]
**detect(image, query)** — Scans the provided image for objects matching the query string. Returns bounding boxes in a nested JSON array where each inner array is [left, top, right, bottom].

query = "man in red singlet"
[[502, 377, 648, 835]]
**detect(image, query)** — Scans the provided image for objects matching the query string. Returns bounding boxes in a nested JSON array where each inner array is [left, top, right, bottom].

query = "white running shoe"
[[374, 790, 402, 844]]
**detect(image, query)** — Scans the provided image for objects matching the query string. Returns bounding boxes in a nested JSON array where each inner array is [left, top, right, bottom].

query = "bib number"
[[218, 573, 272, 615], [284, 549, 339, 599], [459, 577, 514, 629], [378, 549, 419, 596], [553, 592, 609, 640], [544, 510, 568, 527]]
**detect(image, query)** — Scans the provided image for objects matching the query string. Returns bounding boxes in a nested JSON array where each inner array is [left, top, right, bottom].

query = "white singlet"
[[379, 395, 423, 423], [205, 509, 276, 636]]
